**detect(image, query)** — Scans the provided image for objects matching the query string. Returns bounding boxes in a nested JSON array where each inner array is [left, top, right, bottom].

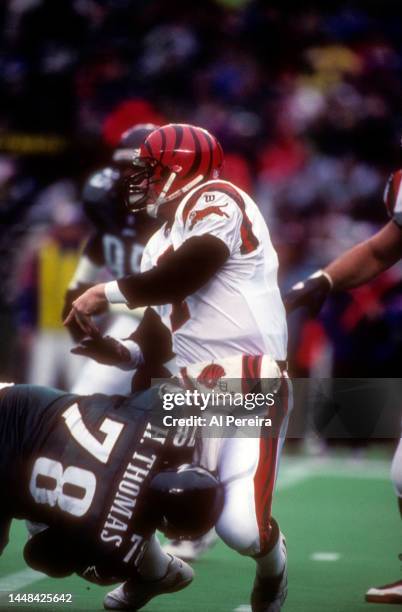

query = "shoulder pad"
[[384, 170, 402, 228]]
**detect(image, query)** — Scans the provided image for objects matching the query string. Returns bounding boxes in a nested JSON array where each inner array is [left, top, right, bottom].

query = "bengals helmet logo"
[[197, 364, 226, 389], [189, 203, 229, 230]]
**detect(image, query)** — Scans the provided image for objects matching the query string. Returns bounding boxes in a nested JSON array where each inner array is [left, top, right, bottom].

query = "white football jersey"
[[141, 179, 287, 367]]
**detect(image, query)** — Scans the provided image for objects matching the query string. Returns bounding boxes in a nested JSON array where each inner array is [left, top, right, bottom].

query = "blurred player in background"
[[285, 169, 402, 604], [65, 123, 290, 612], [15, 185, 86, 388], [0, 381, 223, 609], [63, 124, 159, 395]]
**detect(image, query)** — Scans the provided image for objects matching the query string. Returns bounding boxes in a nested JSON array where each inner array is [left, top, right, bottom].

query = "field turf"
[[0, 451, 399, 612]]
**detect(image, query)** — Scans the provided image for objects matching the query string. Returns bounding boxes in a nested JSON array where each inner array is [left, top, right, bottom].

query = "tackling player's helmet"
[[82, 123, 159, 230], [149, 464, 224, 540], [126, 124, 224, 217], [112, 123, 159, 168]]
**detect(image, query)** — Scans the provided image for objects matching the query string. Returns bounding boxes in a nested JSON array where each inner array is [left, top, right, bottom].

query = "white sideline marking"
[[279, 456, 390, 483], [234, 606, 251, 612], [0, 569, 45, 596], [311, 552, 341, 562], [277, 459, 317, 490]]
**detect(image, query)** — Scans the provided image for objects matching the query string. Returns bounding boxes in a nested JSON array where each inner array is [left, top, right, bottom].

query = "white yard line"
[[277, 459, 318, 490], [279, 455, 390, 482], [310, 552, 341, 561], [0, 568, 45, 598]]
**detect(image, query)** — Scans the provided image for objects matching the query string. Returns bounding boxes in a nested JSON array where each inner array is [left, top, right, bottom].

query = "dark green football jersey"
[[0, 384, 195, 578]]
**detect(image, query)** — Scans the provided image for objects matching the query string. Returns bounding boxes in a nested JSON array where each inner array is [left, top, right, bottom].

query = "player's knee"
[[216, 517, 260, 556]]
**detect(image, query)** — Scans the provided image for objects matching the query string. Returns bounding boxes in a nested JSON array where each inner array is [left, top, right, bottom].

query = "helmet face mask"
[[125, 158, 167, 212], [125, 124, 224, 217]]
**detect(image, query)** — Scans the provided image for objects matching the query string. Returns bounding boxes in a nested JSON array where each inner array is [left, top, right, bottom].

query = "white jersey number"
[[62, 403, 124, 464], [29, 458, 96, 517], [103, 235, 143, 277], [29, 404, 125, 517]]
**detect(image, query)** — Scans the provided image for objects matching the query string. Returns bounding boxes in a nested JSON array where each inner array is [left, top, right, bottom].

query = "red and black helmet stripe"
[[143, 138, 155, 158], [159, 127, 167, 163], [142, 127, 164, 161], [138, 124, 223, 204], [183, 126, 203, 180], [203, 129, 215, 178], [173, 124, 184, 153], [163, 124, 177, 156]]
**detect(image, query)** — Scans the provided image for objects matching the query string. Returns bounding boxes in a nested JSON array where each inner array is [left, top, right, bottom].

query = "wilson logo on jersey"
[[182, 182, 259, 253], [189, 203, 229, 230]]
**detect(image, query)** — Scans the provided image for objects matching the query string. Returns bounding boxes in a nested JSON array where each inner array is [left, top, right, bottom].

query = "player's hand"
[[284, 271, 332, 315], [63, 283, 107, 336], [71, 334, 132, 366], [62, 284, 95, 342]]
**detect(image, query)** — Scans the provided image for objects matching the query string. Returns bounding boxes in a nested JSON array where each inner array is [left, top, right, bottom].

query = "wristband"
[[118, 339, 143, 370], [311, 269, 334, 290], [105, 281, 128, 305]]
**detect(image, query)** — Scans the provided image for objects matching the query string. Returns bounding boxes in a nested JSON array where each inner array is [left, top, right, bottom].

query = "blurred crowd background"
[[1, 0, 402, 417]]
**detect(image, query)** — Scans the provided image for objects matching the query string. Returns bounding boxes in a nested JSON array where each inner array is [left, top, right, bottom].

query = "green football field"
[[0, 451, 399, 612]]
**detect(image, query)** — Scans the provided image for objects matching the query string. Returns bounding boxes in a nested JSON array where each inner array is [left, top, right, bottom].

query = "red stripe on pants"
[[253, 376, 289, 552]]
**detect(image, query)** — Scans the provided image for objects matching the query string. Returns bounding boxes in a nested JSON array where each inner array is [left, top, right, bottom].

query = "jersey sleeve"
[[179, 187, 243, 254], [383, 170, 402, 228]]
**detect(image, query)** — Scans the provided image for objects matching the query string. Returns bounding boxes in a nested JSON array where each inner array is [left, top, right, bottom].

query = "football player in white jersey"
[[285, 169, 402, 605], [65, 124, 290, 612]]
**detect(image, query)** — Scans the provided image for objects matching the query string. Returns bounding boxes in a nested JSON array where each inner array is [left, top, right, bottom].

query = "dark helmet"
[[112, 123, 160, 167], [149, 464, 224, 540], [82, 123, 159, 230]]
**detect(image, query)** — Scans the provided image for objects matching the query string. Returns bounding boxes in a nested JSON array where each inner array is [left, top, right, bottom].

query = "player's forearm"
[[106, 235, 229, 308], [325, 222, 402, 290], [325, 242, 385, 290], [65, 236, 229, 335]]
